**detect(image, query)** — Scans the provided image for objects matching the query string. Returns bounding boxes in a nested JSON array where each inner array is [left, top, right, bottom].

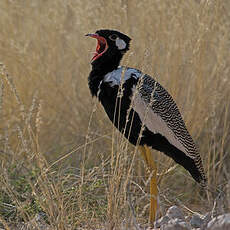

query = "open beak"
[[85, 33, 99, 38], [86, 33, 108, 62]]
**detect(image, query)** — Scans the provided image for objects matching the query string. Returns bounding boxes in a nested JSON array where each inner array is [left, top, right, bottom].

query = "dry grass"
[[0, 0, 230, 229]]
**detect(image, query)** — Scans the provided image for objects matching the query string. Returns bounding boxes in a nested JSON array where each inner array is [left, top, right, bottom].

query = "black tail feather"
[[142, 131, 206, 185]]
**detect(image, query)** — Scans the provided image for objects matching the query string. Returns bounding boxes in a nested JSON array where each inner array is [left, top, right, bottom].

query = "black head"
[[86, 29, 131, 71]]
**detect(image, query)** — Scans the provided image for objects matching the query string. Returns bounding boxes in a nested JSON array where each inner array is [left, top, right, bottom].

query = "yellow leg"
[[139, 145, 157, 225]]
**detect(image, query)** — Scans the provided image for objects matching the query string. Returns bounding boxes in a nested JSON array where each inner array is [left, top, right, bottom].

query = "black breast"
[[97, 77, 144, 145]]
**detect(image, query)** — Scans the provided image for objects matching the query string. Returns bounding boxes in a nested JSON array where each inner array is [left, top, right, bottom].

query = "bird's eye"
[[109, 34, 118, 41]]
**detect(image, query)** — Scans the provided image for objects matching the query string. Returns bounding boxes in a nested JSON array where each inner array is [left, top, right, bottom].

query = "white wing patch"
[[132, 89, 188, 154], [103, 67, 141, 86], [115, 38, 127, 50]]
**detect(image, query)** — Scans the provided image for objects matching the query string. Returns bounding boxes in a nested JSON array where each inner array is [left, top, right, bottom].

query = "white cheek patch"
[[115, 38, 126, 50]]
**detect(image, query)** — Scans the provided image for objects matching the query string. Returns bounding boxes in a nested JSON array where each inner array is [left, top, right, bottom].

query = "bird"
[[86, 29, 206, 225]]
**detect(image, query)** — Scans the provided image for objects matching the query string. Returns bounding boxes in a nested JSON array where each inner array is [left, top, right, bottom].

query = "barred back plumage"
[[134, 73, 207, 186]]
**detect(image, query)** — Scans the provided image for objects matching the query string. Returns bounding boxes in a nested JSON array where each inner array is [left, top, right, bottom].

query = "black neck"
[[88, 51, 123, 96], [91, 51, 122, 75]]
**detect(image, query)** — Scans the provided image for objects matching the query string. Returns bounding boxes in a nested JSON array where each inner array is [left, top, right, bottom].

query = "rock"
[[160, 218, 191, 230], [154, 215, 170, 228], [166, 206, 185, 220], [202, 212, 212, 227], [190, 214, 204, 228], [206, 213, 230, 230]]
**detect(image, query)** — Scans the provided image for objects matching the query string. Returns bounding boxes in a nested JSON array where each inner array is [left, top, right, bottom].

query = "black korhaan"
[[86, 29, 206, 223]]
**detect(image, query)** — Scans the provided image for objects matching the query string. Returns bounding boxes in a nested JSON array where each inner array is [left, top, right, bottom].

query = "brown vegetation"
[[0, 0, 229, 229]]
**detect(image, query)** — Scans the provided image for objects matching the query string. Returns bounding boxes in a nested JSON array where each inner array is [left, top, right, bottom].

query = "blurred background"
[[0, 0, 230, 229]]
